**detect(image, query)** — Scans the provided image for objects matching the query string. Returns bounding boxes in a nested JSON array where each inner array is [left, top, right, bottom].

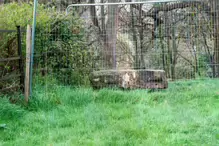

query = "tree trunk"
[[164, 12, 170, 78], [138, 4, 145, 68], [130, 4, 138, 69], [101, 0, 106, 38], [171, 15, 177, 80], [212, 0, 219, 77], [103, 0, 118, 69], [159, 25, 165, 72], [90, 0, 99, 28], [89, 0, 118, 69]]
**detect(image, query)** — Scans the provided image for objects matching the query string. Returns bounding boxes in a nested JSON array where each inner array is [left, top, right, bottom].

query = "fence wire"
[[32, 1, 219, 89]]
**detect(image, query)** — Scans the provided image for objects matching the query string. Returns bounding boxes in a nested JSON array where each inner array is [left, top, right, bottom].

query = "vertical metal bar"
[[30, 0, 38, 96], [17, 26, 24, 92]]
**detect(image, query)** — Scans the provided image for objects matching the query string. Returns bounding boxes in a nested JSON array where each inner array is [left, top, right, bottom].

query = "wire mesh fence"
[[31, 0, 218, 90], [1, 2, 219, 145]]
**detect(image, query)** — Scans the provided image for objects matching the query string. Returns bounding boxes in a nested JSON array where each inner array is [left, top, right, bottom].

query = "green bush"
[[34, 12, 93, 86], [0, 2, 51, 29], [0, 2, 93, 87]]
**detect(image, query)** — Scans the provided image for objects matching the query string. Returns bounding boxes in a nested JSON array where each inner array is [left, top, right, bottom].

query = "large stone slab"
[[90, 69, 168, 89]]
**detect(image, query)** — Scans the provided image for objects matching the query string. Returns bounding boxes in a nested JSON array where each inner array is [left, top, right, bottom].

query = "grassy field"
[[0, 79, 219, 146]]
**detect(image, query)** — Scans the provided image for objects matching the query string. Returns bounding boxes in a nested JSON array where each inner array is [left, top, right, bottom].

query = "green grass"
[[1, 79, 219, 145]]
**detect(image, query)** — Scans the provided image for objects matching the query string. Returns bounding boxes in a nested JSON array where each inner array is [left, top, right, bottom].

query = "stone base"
[[90, 69, 168, 89]]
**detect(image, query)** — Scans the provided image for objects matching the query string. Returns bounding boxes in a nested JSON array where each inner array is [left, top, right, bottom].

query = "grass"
[[0, 79, 219, 145]]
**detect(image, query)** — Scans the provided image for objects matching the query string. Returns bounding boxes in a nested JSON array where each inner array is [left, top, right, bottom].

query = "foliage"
[[0, 2, 51, 29], [0, 2, 92, 87], [34, 13, 92, 86], [198, 55, 212, 77], [0, 2, 56, 91], [0, 79, 219, 145]]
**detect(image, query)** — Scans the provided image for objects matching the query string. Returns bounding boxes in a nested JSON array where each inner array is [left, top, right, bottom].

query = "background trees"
[[80, 0, 218, 79]]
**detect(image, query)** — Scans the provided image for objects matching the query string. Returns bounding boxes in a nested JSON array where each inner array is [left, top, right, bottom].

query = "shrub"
[[0, 2, 93, 88]]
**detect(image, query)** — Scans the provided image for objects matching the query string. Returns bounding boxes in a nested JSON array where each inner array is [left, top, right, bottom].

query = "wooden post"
[[25, 25, 32, 103], [17, 26, 24, 92]]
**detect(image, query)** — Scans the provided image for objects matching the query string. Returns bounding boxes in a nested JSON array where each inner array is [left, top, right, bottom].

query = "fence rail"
[[0, 29, 25, 33], [0, 74, 21, 81], [0, 56, 21, 62]]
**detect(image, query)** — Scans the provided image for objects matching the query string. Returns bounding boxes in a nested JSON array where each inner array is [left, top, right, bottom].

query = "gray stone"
[[90, 69, 168, 89]]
